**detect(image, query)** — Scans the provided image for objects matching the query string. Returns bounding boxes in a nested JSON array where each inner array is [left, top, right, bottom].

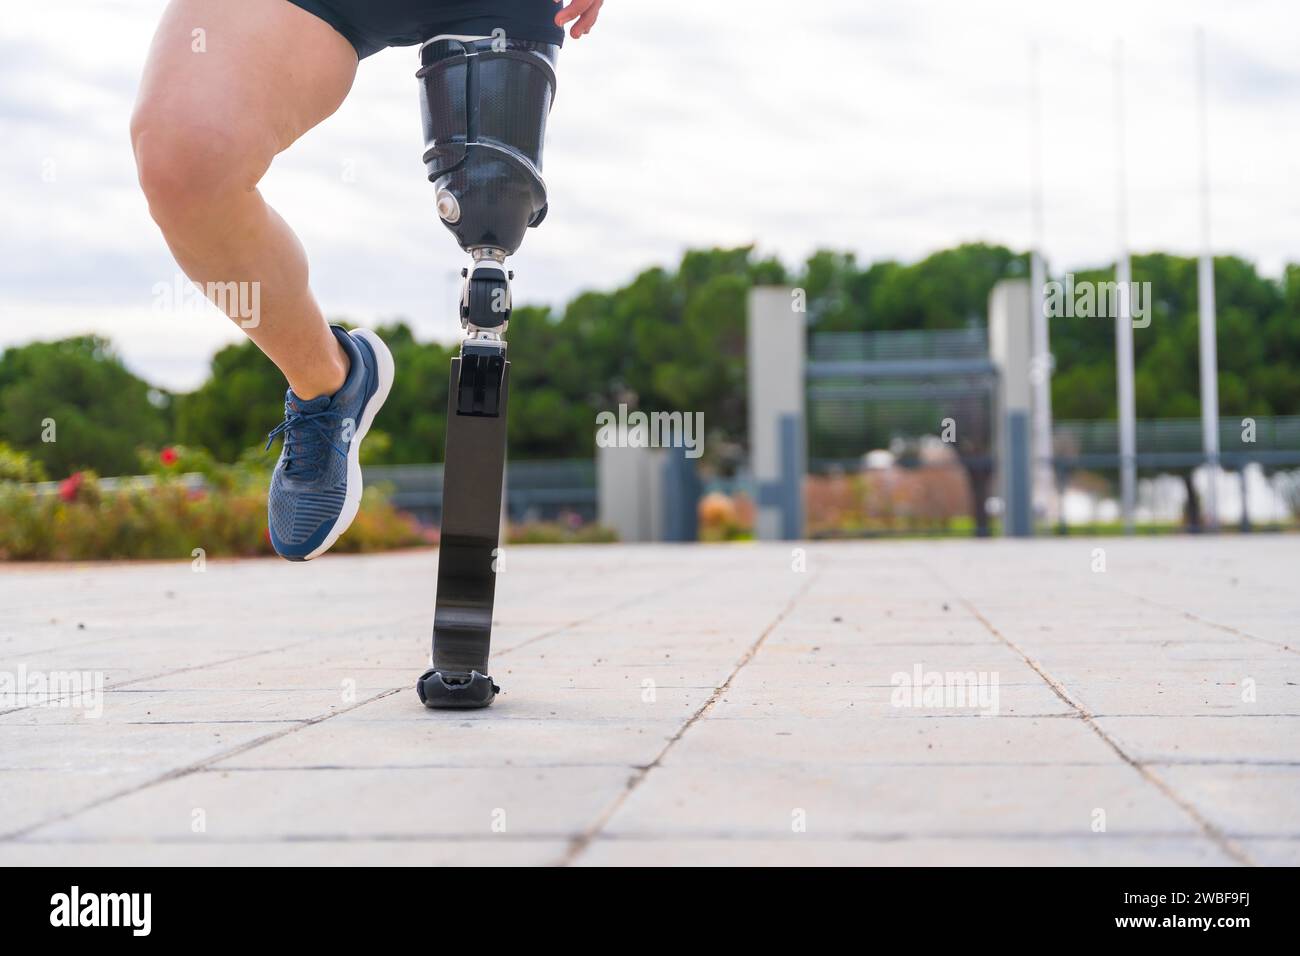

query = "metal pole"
[[1028, 43, 1055, 528], [1114, 38, 1137, 533], [1195, 27, 1220, 530]]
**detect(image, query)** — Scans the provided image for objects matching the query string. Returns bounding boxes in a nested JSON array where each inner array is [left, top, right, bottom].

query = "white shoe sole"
[[302, 328, 395, 560]]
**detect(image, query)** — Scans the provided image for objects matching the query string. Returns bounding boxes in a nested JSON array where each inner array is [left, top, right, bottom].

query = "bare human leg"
[[130, 0, 358, 399]]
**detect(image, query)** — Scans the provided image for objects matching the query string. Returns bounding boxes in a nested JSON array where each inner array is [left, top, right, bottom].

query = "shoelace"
[[266, 405, 348, 481]]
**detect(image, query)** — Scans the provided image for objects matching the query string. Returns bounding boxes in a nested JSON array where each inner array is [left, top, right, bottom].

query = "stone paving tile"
[[24, 767, 630, 843], [0, 722, 291, 773], [3, 688, 347, 726], [215, 716, 679, 770], [709, 671, 1075, 719], [1, 536, 1296, 865], [756, 641, 1026, 671], [601, 763, 1203, 841], [120, 636, 426, 681], [1233, 839, 1300, 866], [128, 665, 417, 693], [1094, 715, 1300, 764], [575, 836, 1237, 866], [0, 840, 566, 866], [1062, 678, 1300, 717], [662, 713, 1119, 767], [1149, 765, 1300, 838], [1, 769, 159, 837]]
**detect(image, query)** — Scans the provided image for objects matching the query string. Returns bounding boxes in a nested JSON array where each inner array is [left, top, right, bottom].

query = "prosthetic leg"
[[413, 35, 558, 709]]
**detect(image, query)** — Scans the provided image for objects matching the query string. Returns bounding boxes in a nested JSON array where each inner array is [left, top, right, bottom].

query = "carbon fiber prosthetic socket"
[[417, 35, 558, 255]]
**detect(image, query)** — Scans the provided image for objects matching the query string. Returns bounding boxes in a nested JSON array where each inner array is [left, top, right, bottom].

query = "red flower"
[[59, 472, 84, 503], [160, 447, 179, 466]]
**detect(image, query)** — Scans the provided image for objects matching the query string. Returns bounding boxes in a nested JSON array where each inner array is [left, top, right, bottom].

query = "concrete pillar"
[[660, 446, 700, 542], [597, 442, 661, 543], [989, 279, 1034, 537], [747, 287, 805, 540], [596, 441, 697, 543]]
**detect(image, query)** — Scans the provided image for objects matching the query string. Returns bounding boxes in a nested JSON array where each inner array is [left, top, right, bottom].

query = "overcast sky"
[[2, 0, 1297, 389]]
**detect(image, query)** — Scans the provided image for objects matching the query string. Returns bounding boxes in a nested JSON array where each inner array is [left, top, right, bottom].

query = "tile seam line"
[[1103, 581, 1297, 657], [557, 570, 822, 867], [917, 559, 1254, 867]]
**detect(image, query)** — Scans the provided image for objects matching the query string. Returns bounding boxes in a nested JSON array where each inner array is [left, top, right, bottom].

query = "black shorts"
[[288, 0, 564, 59]]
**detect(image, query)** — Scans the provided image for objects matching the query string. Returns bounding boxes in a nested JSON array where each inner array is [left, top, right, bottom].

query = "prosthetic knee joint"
[[414, 35, 557, 709]]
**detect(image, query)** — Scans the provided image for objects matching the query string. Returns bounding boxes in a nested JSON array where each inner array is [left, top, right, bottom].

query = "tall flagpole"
[[1028, 42, 1055, 529], [1195, 27, 1220, 530], [1114, 39, 1137, 533]]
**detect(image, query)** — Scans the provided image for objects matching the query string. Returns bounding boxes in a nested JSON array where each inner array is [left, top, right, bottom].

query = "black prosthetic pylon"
[[417, 341, 509, 710]]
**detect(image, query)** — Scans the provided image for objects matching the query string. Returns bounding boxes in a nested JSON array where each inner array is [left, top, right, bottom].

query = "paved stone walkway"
[[1, 536, 1296, 865]]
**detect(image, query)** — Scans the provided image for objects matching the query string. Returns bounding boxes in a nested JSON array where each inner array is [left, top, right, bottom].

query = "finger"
[[553, 0, 591, 27], [571, 4, 601, 37]]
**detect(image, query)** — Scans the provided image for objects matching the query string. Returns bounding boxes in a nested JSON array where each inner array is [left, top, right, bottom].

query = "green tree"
[[174, 337, 286, 461], [0, 337, 169, 478], [369, 321, 457, 463]]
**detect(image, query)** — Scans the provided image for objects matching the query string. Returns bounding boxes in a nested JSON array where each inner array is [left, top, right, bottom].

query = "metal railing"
[[810, 328, 988, 362], [364, 459, 596, 525], [1053, 416, 1300, 468]]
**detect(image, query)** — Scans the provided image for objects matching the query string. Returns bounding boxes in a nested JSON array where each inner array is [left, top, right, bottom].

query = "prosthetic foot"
[[413, 34, 557, 709]]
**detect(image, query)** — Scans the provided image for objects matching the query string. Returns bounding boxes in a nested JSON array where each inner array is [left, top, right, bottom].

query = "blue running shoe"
[[266, 326, 395, 561]]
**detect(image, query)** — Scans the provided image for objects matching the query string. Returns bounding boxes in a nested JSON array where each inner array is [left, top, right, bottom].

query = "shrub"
[[506, 520, 617, 545], [0, 452, 427, 561], [698, 491, 754, 541], [0, 442, 47, 482]]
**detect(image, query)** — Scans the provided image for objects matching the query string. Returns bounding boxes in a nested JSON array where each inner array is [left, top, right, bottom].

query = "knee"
[[130, 104, 268, 234]]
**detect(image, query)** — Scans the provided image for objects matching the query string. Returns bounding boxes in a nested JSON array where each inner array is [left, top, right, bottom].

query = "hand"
[[554, 0, 603, 39]]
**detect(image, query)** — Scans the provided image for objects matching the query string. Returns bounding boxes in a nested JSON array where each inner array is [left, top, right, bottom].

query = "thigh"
[[133, 0, 359, 177]]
